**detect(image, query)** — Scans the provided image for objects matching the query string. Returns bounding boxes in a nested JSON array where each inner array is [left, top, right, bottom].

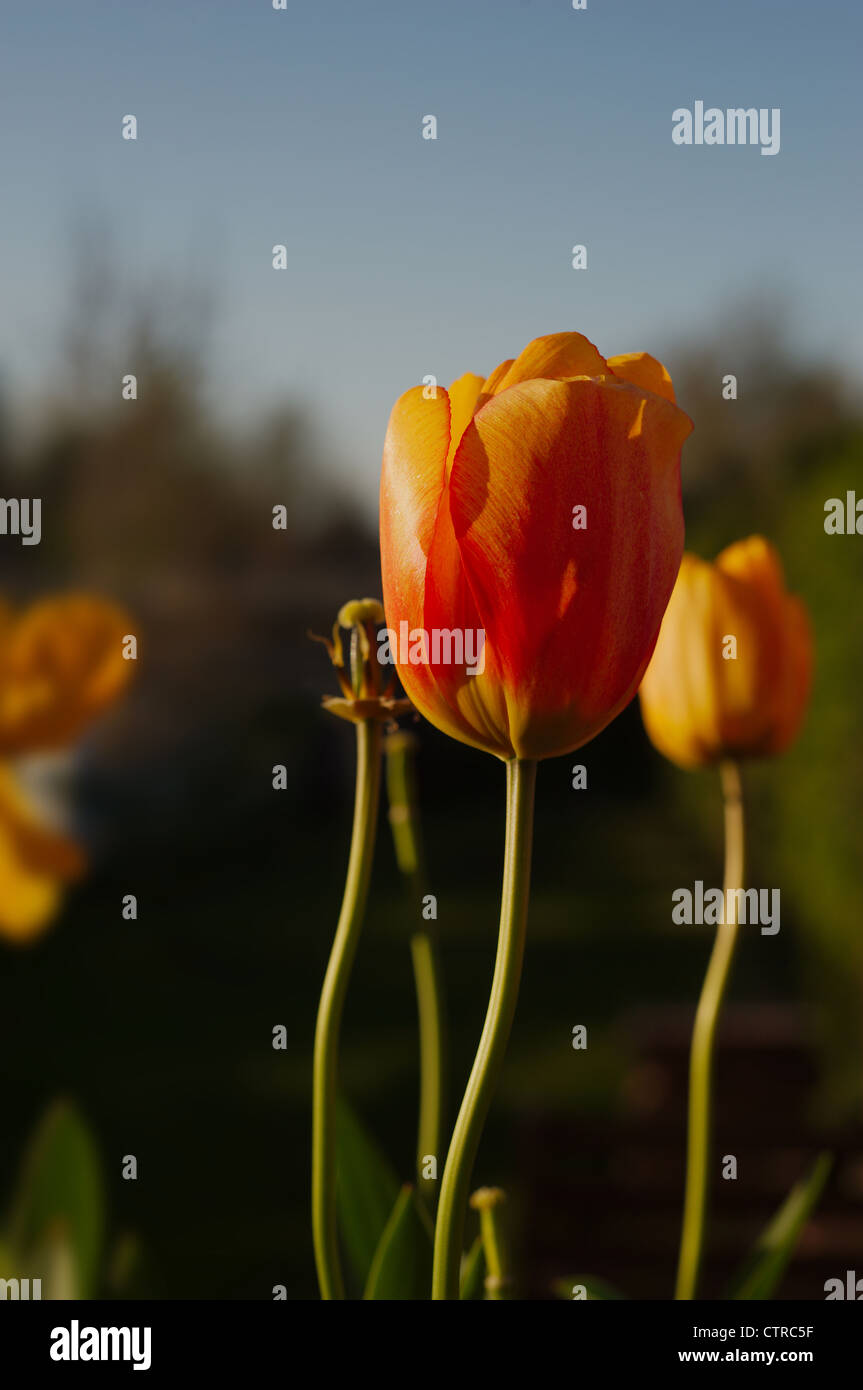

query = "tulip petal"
[[716, 535, 785, 601], [380, 384, 451, 673], [715, 539, 807, 757], [766, 594, 813, 754], [381, 385, 451, 561], [421, 484, 512, 754], [441, 376, 691, 758], [488, 332, 609, 396], [476, 358, 514, 405], [381, 384, 496, 751], [639, 556, 722, 768], [710, 574, 780, 755], [0, 765, 84, 942], [608, 352, 677, 403], [446, 372, 486, 473]]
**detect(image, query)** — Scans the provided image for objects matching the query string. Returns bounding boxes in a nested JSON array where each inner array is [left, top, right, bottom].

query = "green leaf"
[[553, 1274, 627, 1300], [363, 1185, 433, 1299], [459, 1235, 485, 1300], [335, 1098, 400, 1292], [6, 1100, 104, 1299], [728, 1152, 833, 1300]]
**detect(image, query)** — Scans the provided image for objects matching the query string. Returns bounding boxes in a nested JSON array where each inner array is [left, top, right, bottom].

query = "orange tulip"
[[0, 594, 133, 941], [380, 332, 693, 759], [0, 595, 131, 756], [638, 536, 812, 769]]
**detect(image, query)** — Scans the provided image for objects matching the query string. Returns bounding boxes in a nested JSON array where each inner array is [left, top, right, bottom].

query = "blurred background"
[[0, 0, 861, 1298]]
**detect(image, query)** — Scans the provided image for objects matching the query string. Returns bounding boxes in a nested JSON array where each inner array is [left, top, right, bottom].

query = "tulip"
[[0, 595, 133, 941], [380, 331, 693, 762], [637, 538, 813, 1300], [639, 536, 812, 769], [380, 331, 693, 1299]]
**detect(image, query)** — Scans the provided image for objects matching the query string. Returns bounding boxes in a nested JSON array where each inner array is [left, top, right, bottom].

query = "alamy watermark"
[[0, 498, 41, 545], [50, 1321, 151, 1371], [0, 1276, 41, 1299], [824, 493, 863, 534], [825, 1270, 863, 1299], [672, 102, 780, 156], [378, 623, 486, 676], [672, 881, 780, 935]]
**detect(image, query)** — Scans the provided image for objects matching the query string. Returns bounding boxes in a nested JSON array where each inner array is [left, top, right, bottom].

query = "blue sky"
[[1, 0, 860, 510]]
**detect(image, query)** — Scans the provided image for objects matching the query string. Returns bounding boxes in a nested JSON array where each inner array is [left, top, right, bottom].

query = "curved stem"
[[385, 732, 447, 1207], [312, 718, 383, 1300], [675, 759, 745, 1300], [431, 757, 537, 1300], [410, 931, 446, 1202]]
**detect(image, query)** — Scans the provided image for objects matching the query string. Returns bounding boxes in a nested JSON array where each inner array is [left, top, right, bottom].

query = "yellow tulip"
[[638, 536, 812, 769], [0, 595, 131, 755], [0, 765, 84, 943], [0, 595, 133, 942]]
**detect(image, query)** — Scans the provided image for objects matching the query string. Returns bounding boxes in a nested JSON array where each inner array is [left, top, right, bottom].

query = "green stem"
[[312, 718, 383, 1300], [410, 932, 446, 1200], [431, 757, 537, 1300], [385, 732, 447, 1206], [675, 759, 745, 1300]]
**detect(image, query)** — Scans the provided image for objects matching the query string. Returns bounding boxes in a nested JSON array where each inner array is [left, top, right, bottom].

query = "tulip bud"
[[312, 597, 412, 725], [638, 536, 813, 769]]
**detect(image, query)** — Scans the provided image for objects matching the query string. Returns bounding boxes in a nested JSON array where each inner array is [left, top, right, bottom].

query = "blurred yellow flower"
[[0, 596, 133, 942], [638, 536, 812, 770]]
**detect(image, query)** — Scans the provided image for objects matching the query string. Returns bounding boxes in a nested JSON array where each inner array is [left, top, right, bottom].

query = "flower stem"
[[431, 757, 537, 1301], [312, 718, 383, 1300], [410, 932, 446, 1202], [385, 731, 447, 1207], [675, 759, 745, 1300]]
